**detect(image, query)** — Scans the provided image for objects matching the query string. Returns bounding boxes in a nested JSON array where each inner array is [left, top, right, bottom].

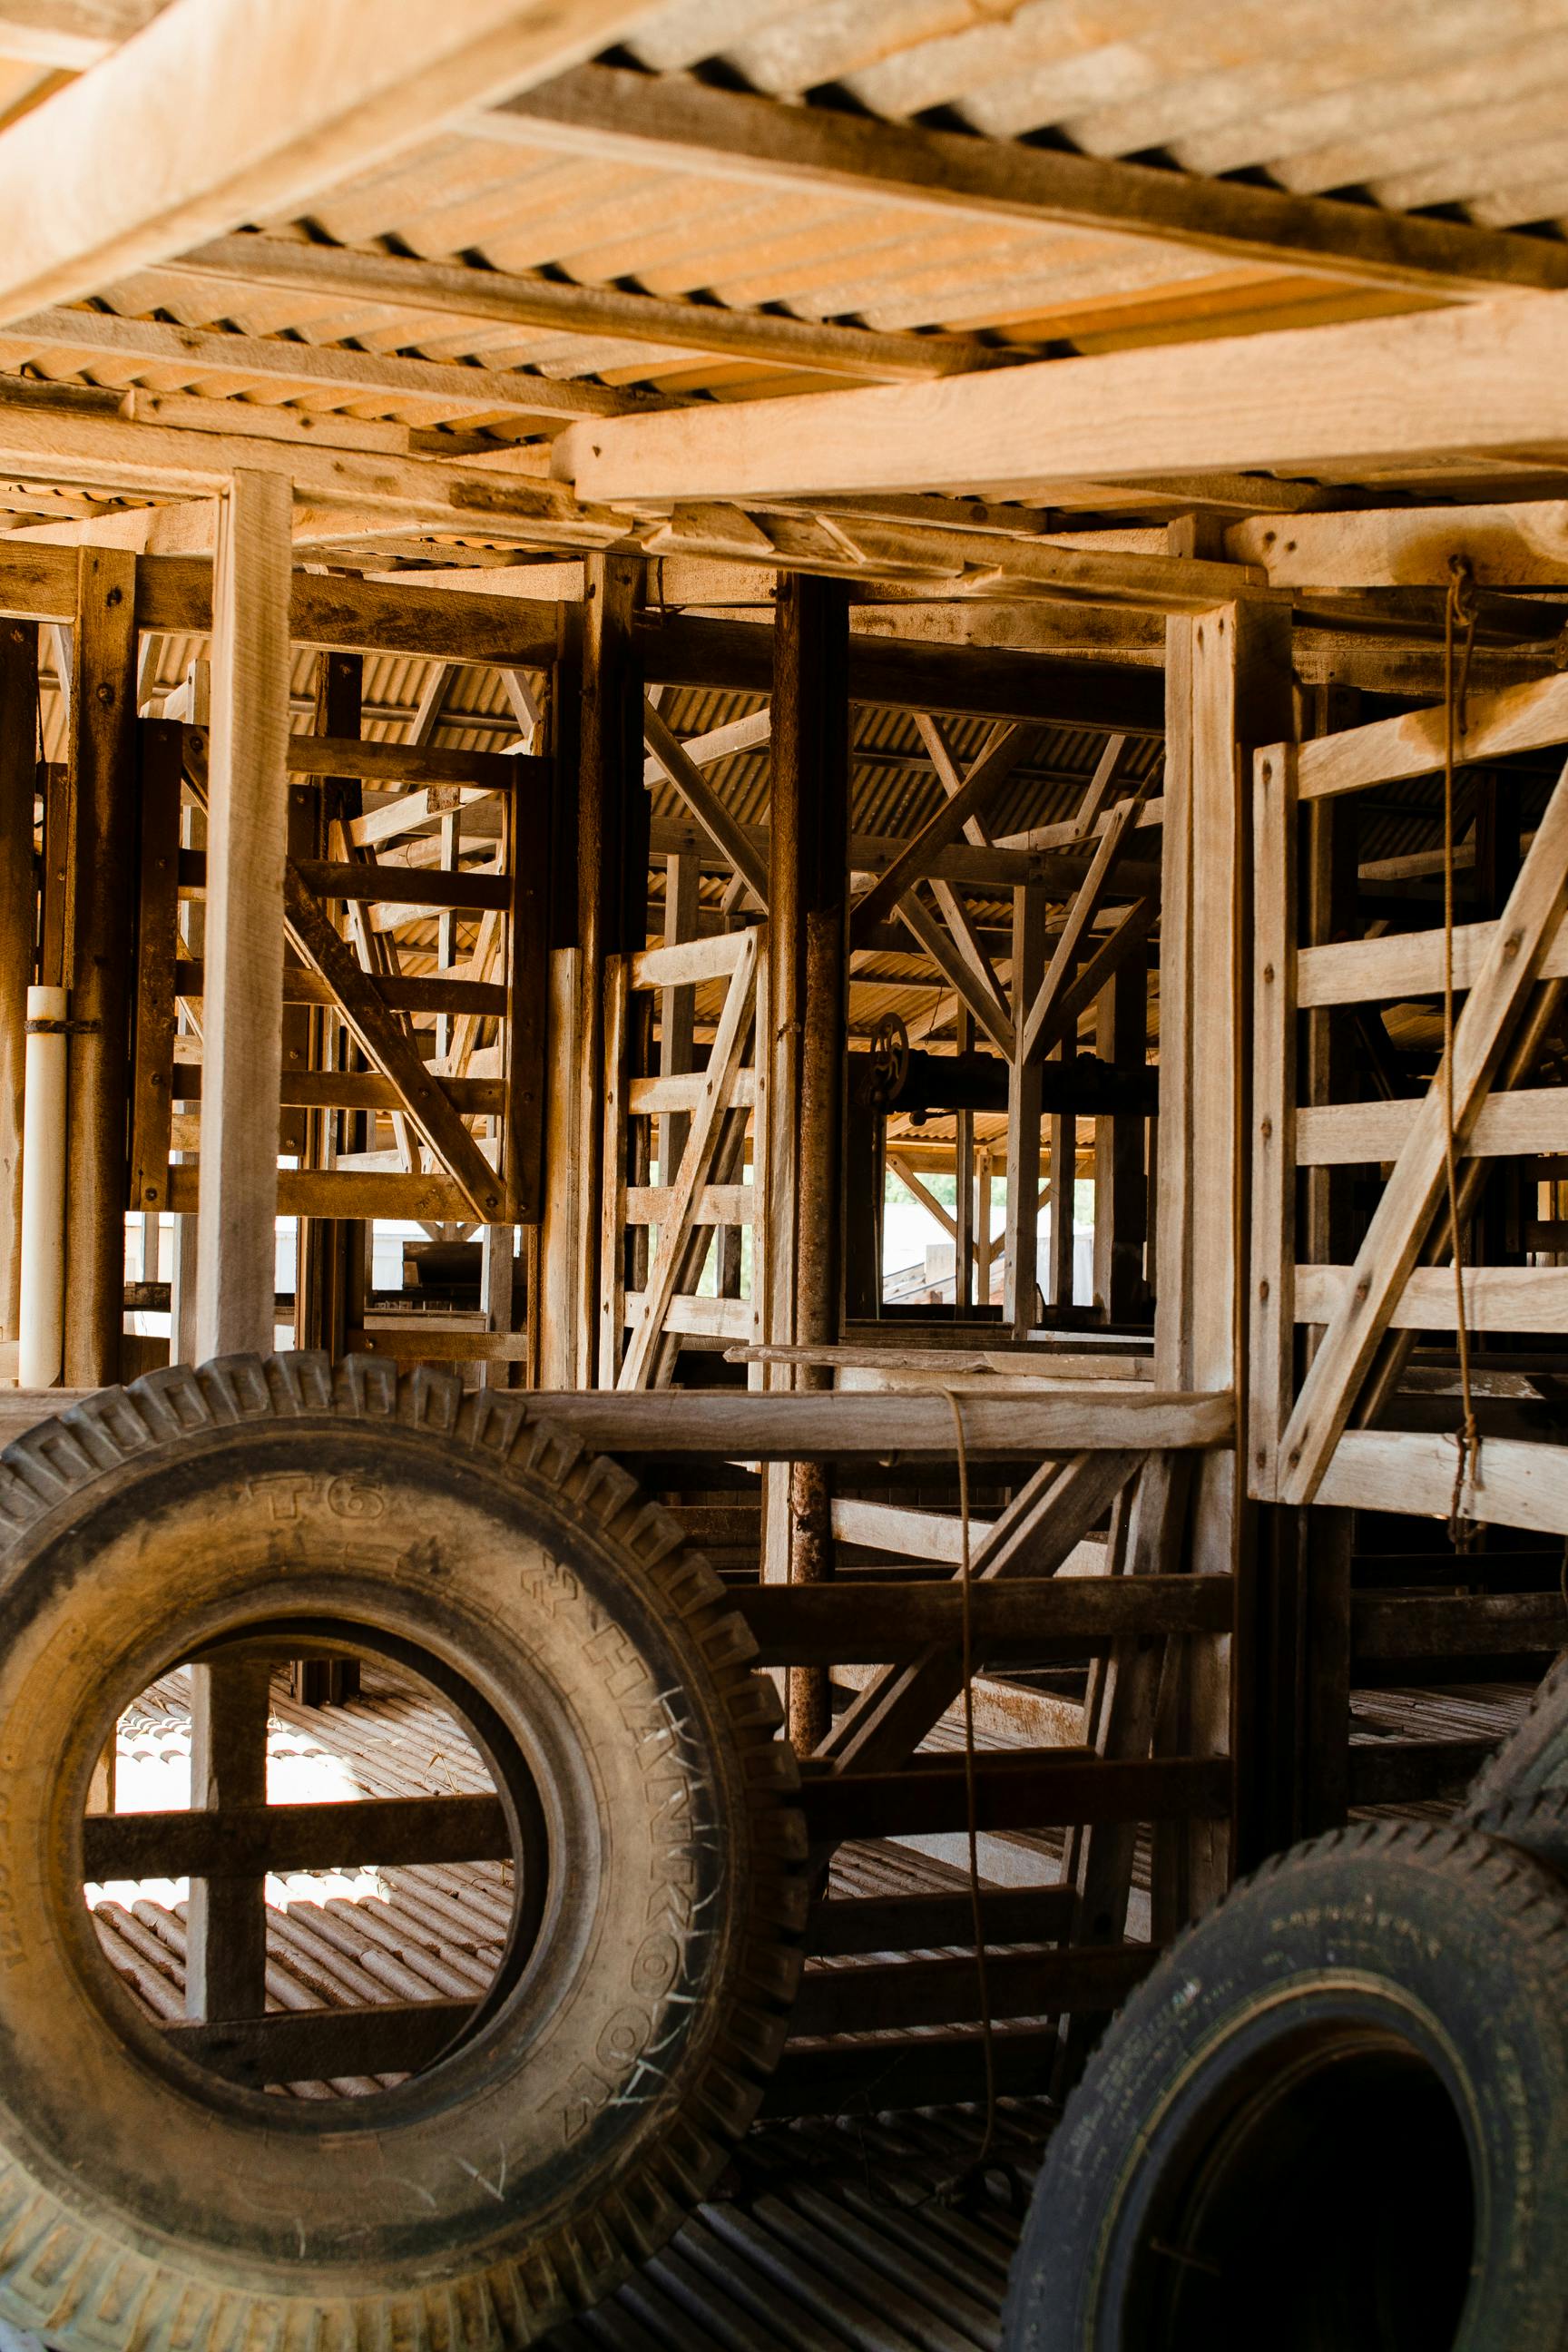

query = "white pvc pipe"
[[18, 985, 66, 1388]]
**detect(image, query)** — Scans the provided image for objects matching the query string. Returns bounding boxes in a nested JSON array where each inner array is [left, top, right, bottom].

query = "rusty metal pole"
[[770, 575, 850, 1751]]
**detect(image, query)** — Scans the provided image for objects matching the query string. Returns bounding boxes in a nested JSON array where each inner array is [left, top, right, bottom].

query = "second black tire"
[[1003, 1818, 1568, 2352]]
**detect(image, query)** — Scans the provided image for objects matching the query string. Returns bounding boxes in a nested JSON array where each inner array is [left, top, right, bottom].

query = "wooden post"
[[0, 619, 36, 1349], [63, 548, 138, 1387], [765, 575, 850, 1753], [577, 554, 643, 1387], [1004, 886, 1045, 1332], [1161, 570, 1293, 1917], [1094, 938, 1149, 1320], [184, 1657, 270, 2023], [194, 471, 292, 1362], [955, 1006, 975, 1312], [295, 653, 363, 1360]]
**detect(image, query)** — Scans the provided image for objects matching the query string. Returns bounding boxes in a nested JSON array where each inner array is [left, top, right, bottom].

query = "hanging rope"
[[1443, 556, 1481, 1549]]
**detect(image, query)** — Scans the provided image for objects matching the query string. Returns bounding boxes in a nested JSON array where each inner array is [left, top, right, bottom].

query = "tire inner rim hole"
[[83, 1632, 541, 2105], [1125, 2024, 1476, 2352]]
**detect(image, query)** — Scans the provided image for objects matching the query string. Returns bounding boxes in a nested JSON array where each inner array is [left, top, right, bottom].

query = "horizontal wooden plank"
[[1297, 1262, 1568, 1334], [1297, 916, 1568, 1007], [1346, 1740, 1494, 1806], [631, 929, 751, 989], [291, 859, 510, 912], [1315, 1427, 1568, 1539], [623, 1291, 755, 1341], [174, 960, 508, 1016], [283, 735, 536, 792], [628, 1069, 757, 1114], [803, 1885, 1075, 1958], [348, 1328, 529, 1362], [799, 1754, 1230, 1841], [636, 614, 1168, 733], [763, 2024, 1060, 2112], [1294, 672, 1568, 802], [1297, 1089, 1568, 1162], [735, 1575, 1232, 1663], [83, 1793, 510, 1880], [1230, 499, 1568, 592], [162, 1998, 475, 2088], [136, 556, 565, 667], [166, 1165, 472, 1220], [172, 1063, 502, 1115], [1353, 1591, 1568, 1661], [524, 1387, 1232, 1459], [624, 1183, 753, 1227], [791, 1941, 1155, 2037]]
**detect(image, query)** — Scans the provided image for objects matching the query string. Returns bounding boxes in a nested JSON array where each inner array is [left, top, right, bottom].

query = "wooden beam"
[[1, 306, 652, 423], [849, 724, 1027, 945], [505, 64, 1568, 302], [193, 474, 289, 1359], [564, 292, 1568, 508], [1229, 498, 1568, 591], [172, 231, 1003, 386], [642, 699, 768, 907], [0, 0, 670, 325], [0, 618, 34, 1345]]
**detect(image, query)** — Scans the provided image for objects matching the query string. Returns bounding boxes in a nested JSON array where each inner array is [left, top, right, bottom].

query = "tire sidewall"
[[0, 1409, 770, 2302]]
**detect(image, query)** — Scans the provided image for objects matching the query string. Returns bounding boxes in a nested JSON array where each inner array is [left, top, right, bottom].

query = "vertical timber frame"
[[1161, 575, 1292, 1913], [0, 616, 36, 1349], [765, 574, 851, 1751], [63, 545, 137, 1386], [193, 471, 293, 1361]]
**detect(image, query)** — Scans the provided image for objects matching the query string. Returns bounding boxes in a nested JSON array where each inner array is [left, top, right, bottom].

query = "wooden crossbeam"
[[1278, 751, 1568, 1505], [895, 890, 1014, 1058], [505, 64, 1568, 302]]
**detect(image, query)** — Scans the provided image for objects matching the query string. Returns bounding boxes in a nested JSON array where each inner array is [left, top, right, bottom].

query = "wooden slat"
[[1353, 1592, 1568, 1661], [642, 701, 769, 908], [1297, 1261, 1568, 1331], [1319, 1427, 1568, 1539], [524, 1388, 1231, 1460], [1298, 1087, 1568, 1162], [284, 735, 531, 793], [162, 1997, 474, 2088], [127, 720, 182, 1220], [1249, 741, 1297, 1501], [167, 1164, 470, 1220], [1292, 671, 1568, 805], [625, 1183, 754, 1226], [1298, 916, 1568, 1008], [628, 1069, 757, 1114], [84, 1793, 509, 1881], [804, 1886, 1074, 1958], [791, 1943, 1157, 2037], [736, 1574, 1232, 1662], [799, 1755, 1230, 1842], [631, 929, 750, 991], [623, 1290, 754, 1341], [174, 960, 507, 1016], [291, 859, 511, 911]]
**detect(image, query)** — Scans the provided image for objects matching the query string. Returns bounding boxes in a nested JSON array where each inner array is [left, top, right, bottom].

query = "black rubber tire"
[[1462, 1648, 1568, 1817], [1001, 1818, 1568, 2352], [0, 1353, 806, 2351]]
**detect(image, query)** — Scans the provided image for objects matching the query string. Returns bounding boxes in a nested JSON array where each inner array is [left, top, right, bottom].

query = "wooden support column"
[[1004, 887, 1045, 1332], [63, 547, 137, 1387], [577, 554, 644, 1387], [193, 470, 291, 1362], [765, 575, 850, 1753], [184, 1656, 270, 2024], [1160, 571, 1293, 1916], [296, 653, 364, 1360], [0, 619, 36, 1347], [1094, 936, 1150, 1320], [537, 624, 583, 1389]]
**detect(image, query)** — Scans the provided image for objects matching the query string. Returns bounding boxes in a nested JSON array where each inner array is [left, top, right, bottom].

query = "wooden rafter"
[[0, 0, 673, 325], [502, 64, 1568, 302]]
